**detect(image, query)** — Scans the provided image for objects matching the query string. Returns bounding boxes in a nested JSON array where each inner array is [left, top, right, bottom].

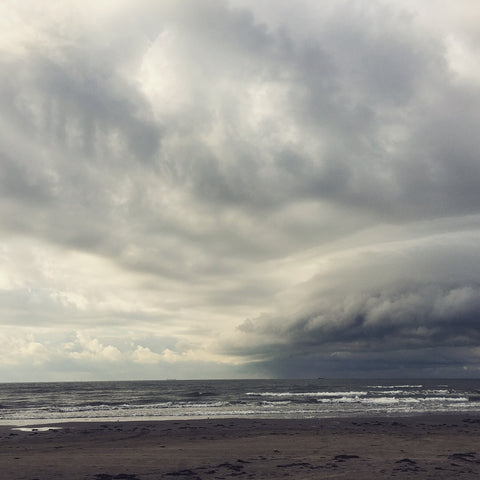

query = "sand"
[[2, 414, 480, 479]]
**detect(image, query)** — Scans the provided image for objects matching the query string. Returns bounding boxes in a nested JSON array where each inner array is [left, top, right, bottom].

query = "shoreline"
[[2, 409, 480, 426], [3, 405, 480, 427], [2, 413, 480, 479]]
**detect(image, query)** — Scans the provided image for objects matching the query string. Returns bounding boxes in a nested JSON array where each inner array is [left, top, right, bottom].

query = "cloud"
[[0, 325, 245, 381], [131, 345, 163, 364], [0, 335, 51, 366], [1, 0, 480, 379], [224, 228, 480, 375], [67, 333, 123, 363], [2, 0, 478, 257]]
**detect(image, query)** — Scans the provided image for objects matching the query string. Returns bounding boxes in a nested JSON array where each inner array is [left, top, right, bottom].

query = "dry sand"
[[2, 414, 480, 479]]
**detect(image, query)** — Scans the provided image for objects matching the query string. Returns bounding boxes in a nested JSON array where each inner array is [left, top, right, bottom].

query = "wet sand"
[[2, 414, 480, 479]]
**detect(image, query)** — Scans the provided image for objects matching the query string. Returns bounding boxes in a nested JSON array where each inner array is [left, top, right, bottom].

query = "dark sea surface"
[[1, 379, 480, 425]]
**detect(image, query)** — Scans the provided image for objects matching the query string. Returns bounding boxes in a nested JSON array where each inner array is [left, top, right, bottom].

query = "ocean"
[[1, 378, 480, 425]]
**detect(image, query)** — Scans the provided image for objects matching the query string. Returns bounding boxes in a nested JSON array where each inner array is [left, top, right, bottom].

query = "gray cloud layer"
[[1, 0, 480, 379], [229, 232, 480, 376]]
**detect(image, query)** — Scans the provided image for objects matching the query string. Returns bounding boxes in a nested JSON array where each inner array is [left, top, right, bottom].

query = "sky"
[[1, 0, 480, 381]]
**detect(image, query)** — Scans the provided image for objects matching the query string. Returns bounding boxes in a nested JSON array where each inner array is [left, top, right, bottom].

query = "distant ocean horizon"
[[1, 378, 480, 426]]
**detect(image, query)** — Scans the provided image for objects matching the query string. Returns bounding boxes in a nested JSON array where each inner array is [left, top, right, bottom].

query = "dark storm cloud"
[[226, 233, 480, 375]]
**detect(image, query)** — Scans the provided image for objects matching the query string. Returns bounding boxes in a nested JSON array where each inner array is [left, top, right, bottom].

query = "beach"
[[2, 414, 480, 479]]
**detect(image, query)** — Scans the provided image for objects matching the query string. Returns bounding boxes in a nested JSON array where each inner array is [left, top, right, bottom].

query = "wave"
[[1, 379, 478, 424], [246, 391, 368, 398], [367, 385, 423, 389]]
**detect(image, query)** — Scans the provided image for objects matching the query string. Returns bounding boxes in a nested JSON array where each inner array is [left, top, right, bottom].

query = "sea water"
[[0, 378, 479, 425]]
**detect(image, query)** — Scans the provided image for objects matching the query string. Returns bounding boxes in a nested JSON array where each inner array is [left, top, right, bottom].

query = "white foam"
[[423, 396, 467, 402], [246, 391, 368, 398], [12, 427, 62, 432], [367, 397, 400, 404], [367, 385, 423, 389]]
